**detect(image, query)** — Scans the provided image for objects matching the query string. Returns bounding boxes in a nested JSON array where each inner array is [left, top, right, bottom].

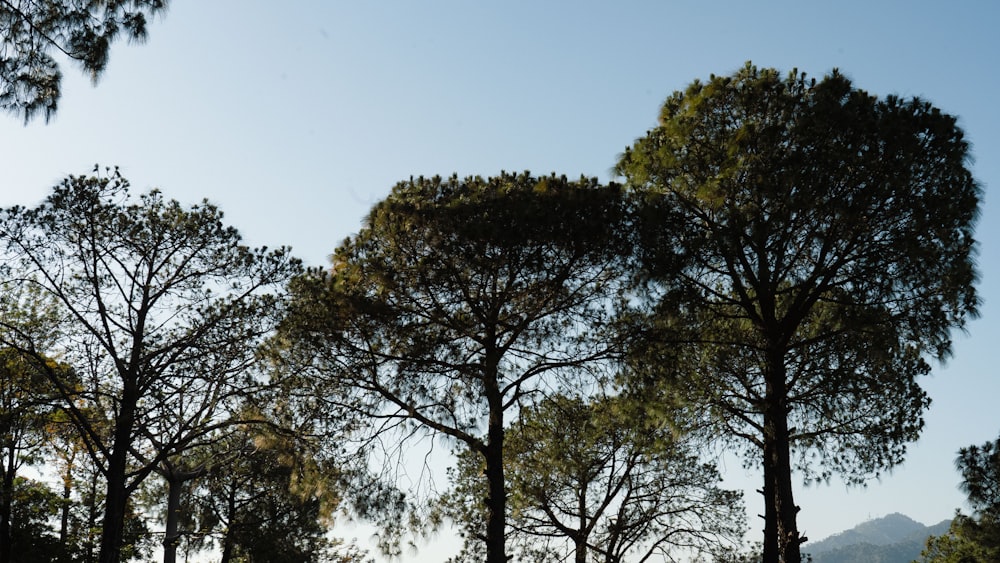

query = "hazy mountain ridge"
[[803, 513, 952, 563]]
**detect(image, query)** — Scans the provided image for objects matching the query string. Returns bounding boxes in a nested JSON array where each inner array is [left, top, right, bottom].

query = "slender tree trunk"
[[220, 537, 235, 563], [161, 463, 208, 563], [98, 456, 129, 563], [773, 410, 802, 562], [482, 350, 507, 563], [60, 466, 72, 545], [761, 438, 777, 563], [483, 409, 506, 563], [575, 483, 588, 563], [98, 389, 138, 563], [163, 475, 182, 563], [85, 467, 100, 563], [219, 477, 239, 563], [0, 445, 15, 563], [763, 350, 802, 563]]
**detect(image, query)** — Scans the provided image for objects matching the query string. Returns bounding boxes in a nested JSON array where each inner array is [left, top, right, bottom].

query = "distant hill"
[[803, 513, 952, 563]]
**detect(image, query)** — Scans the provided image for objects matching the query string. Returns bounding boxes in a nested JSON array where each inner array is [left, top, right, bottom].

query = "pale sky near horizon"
[[1, 1, 998, 560]]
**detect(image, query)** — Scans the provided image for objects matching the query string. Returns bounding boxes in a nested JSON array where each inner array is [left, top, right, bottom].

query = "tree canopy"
[[920, 435, 1000, 563], [439, 393, 745, 563], [0, 169, 301, 563], [0, 55, 983, 563], [616, 63, 981, 563], [956, 436, 1000, 522], [0, 348, 67, 563], [0, 0, 168, 122], [280, 172, 630, 563]]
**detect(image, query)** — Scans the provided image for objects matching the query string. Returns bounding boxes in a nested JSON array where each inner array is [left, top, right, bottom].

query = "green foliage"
[[280, 172, 630, 562], [919, 435, 1000, 562], [284, 171, 628, 443], [918, 514, 1000, 563], [438, 394, 745, 563], [803, 513, 950, 563], [617, 62, 980, 561], [0, 0, 168, 122], [0, 346, 69, 563], [955, 437, 1000, 522], [812, 541, 923, 563], [8, 477, 67, 563], [180, 428, 350, 563], [0, 167, 302, 563], [0, 476, 150, 563], [61, 455, 152, 563], [0, 351, 57, 466], [697, 546, 762, 563]]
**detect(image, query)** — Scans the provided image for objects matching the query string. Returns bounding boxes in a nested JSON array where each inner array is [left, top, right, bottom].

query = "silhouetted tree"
[[8, 477, 68, 563], [920, 435, 1000, 562], [0, 168, 301, 563], [439, 394, 745, 563], [616, 63, 980, 563], [0, 349, 65, 563], [280, 172, 629, 563], [956, 436, 1000, 522], [0, 0, 168, 122]]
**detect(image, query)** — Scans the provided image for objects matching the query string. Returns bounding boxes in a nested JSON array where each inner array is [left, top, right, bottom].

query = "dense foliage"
[[0, 170, 301, 563], [0, 60, 981, 563], [0, 0, 168, 121], [438, 394, 745, 563], [919, 435, 1000, 562], [617, 63, 980, 563], [279, 172, 631, 563]]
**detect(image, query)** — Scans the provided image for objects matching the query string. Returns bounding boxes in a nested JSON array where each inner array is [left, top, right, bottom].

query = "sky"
[[0, 1, 997, 560]]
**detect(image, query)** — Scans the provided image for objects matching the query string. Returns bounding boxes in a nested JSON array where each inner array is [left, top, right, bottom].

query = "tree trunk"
[[219, 477, 239, 563], [220, 537, 235, 563], [482, 349, 507, 563], [486, 442, 507, 563], [85, 468, 100, 563], [0, 445, 15, 563], [483, 408, 506, 563], [763, 350, 802, 563], [163, 475, 182, 563], [98, 459, 128, 563], [574, 535, 588, 563], [761, 457, 777, 563], [60, 466, 72, 545], [98, 389, 137, 563], [160, 462, 209, 563], [773, 413, 802, 563], [575, 481, 588, 563]]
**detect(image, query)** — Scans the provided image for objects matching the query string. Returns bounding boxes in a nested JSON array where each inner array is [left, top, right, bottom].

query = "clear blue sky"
[[1, 1, 997, 559]]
